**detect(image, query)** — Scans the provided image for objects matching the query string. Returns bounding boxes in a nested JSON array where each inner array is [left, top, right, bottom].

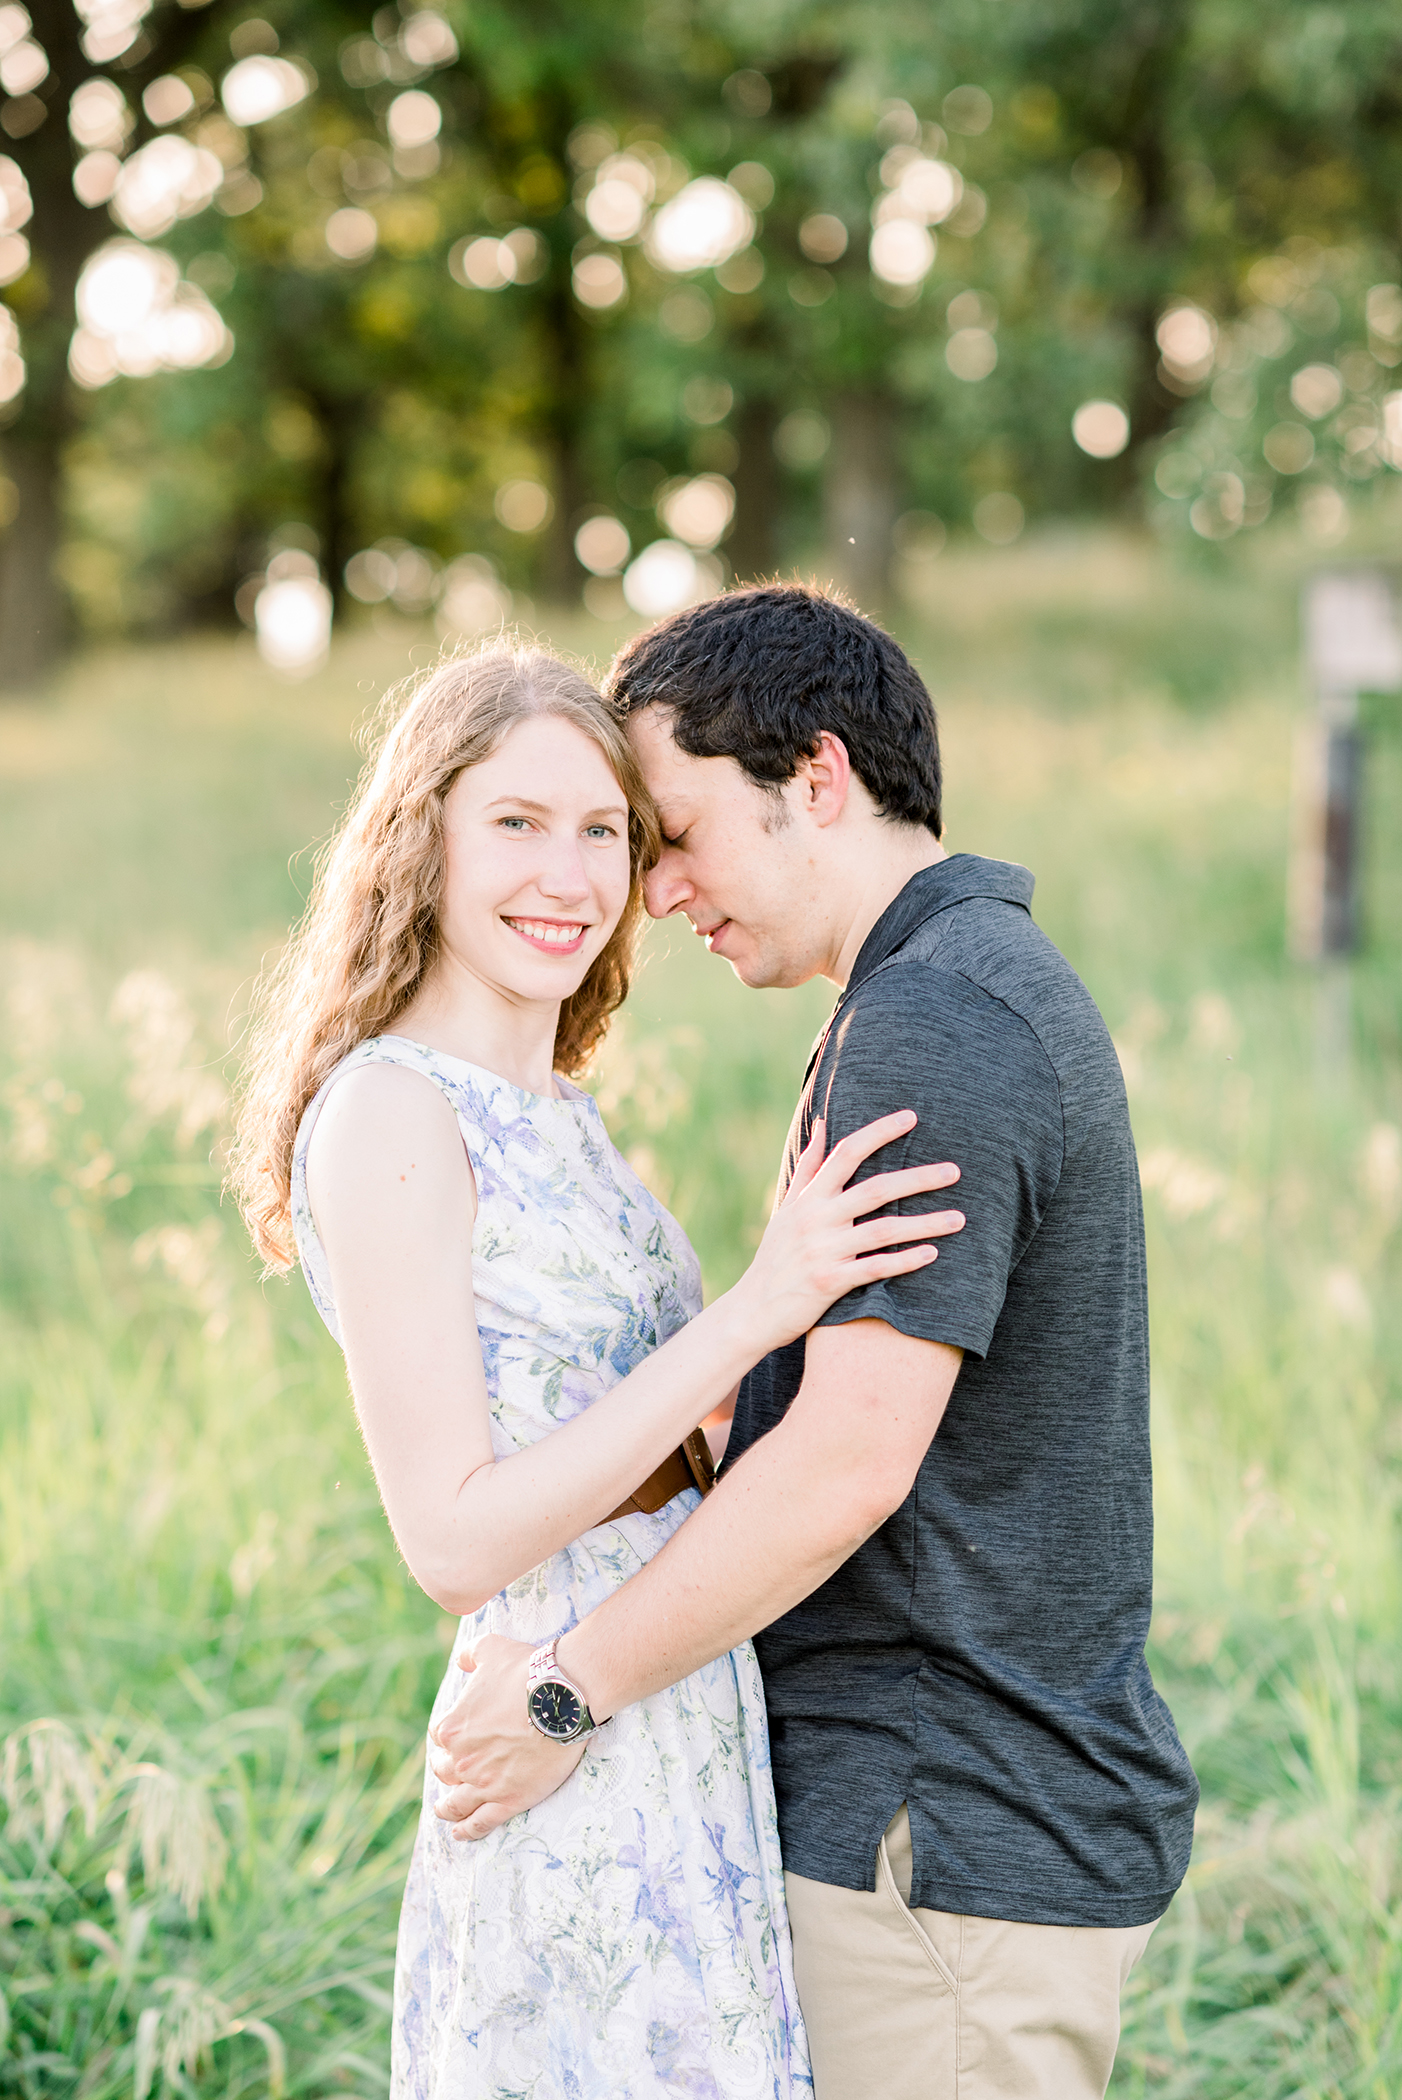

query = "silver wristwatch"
[[525, 1637, 597, 1744]]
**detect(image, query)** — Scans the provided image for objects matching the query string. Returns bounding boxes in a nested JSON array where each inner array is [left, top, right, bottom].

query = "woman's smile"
[[503, 915, 588, 955]]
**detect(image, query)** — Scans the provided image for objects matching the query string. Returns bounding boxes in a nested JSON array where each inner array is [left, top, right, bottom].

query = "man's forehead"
[[627, 707, 731, 775], [625, 703, 683, 752], [627, 708, 706, 787]]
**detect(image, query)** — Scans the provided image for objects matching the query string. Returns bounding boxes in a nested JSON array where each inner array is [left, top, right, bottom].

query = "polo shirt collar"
[[846, 854, 1036, 993]]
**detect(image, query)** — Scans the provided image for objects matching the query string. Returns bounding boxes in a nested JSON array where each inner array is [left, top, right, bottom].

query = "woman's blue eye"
[[499, 817, 531, 831], [585, 824, 617, 839]]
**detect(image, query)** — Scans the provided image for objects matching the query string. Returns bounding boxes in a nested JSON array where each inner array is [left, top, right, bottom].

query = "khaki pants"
[[784, 1808, 1157, 2100]]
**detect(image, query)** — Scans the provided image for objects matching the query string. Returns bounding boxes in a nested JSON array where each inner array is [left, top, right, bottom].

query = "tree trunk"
[[0, 426, 68, 686], [300, 381, 361, 612], [1117, 0, 1194, 470], [1, 0, 243, 687], [0, 0, 91, 690], [822, 392, 898, 612], [536, 237, 590, 601], [727, 396, 780, 585]]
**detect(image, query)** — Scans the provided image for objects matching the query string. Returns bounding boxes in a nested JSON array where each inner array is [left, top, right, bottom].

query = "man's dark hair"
[[603, 583, 942, 836]]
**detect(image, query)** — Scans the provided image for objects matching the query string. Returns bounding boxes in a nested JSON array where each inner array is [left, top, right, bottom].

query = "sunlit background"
[[6, 6, 1402, 2098], [5, 2, 1402, 679]]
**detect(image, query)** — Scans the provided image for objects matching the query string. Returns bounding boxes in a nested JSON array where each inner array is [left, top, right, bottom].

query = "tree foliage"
[[5, 0, 1402, 679]]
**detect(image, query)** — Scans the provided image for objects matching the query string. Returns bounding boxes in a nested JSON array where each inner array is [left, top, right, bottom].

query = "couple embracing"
[[234, 584, 1197, 2100]]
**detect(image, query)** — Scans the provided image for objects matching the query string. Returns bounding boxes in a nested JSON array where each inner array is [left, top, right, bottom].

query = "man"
[[430, 584, 1198, 2097]]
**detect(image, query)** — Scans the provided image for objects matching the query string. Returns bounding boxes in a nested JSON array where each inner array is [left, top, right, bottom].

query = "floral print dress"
[[292, 1035, 811, 2100]]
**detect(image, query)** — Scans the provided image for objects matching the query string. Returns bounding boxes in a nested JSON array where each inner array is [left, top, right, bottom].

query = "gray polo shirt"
[[725, 855, 1197, 1928]]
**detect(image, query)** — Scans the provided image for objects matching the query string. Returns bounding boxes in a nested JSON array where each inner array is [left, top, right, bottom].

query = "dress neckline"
[[372, 1034, 596, 1113]]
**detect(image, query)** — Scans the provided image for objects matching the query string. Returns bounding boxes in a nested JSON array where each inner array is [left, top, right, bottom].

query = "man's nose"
[[643, 855, 692, 919]]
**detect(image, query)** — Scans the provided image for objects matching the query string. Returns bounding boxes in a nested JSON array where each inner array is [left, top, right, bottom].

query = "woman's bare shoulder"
[[306, 1059, 474, 1227]]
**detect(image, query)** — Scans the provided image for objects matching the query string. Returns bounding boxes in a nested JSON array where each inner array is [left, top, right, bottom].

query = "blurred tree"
[[12, 0, 1402, 671], [0, 0, 401, 683]]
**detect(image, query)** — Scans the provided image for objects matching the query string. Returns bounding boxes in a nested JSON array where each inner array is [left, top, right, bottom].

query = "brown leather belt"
[[604, 1427, 716, 1524]]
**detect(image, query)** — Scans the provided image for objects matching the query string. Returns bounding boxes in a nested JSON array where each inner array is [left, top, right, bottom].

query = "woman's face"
[[436, 713, 633, 1008]]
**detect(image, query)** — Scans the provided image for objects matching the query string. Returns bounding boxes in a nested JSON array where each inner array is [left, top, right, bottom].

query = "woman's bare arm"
[[307, 1063, 962, 1615]]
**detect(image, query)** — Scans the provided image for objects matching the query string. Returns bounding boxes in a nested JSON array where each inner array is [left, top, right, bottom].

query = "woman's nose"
[[537, 842, 591, 902]]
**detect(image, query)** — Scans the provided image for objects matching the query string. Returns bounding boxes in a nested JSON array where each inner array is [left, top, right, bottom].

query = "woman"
[[232, 643, 962, 2098]]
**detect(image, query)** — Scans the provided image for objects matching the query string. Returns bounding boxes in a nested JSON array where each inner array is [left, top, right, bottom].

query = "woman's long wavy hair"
[[230, 642, 660, 1271]]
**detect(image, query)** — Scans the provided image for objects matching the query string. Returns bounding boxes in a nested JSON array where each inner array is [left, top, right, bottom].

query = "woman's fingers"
[[451, 1802, 512, 1842], [850, 1208, 965, 1252], [432, 1778, 483, 1819], [810, 1109, 918, 1191], [844, 1244, 942, 1281], [782, 1116, 827, 1200], [433, 1778, 519, 1841], [831, 1160, 961, 1217]]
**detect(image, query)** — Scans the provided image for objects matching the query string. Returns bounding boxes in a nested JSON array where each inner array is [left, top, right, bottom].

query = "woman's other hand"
[[430, 1635, 584, 1839]]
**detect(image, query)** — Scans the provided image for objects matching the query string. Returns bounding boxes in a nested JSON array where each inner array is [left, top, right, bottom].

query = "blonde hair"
[[230, 641, 659, 1270]]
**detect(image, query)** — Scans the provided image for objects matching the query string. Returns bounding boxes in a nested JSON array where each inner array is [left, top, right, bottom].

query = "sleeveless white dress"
[[291, 1035, 811, 2100]]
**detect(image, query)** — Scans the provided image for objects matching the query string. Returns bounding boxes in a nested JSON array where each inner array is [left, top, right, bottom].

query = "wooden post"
[[1289, 570, 1401, 963], [1288, 698, 1363, 962], [1290, 569, 1401, 1078]]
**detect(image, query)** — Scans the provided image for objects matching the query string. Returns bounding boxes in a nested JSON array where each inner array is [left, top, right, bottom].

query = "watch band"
[[525, 1638, 597, 1743]]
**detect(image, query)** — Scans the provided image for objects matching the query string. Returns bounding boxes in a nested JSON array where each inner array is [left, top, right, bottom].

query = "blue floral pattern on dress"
[[291, 1035, 811, 2099]]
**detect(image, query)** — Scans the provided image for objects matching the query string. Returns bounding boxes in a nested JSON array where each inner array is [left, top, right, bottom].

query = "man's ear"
[[797, 731, 852, 827]]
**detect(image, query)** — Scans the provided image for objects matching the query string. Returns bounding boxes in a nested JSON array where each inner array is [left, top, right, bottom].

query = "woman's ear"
[[799, 731, 853, 827]]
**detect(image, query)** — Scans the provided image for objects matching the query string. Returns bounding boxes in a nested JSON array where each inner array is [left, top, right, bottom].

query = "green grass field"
[[4, 530, 1402, 2095]]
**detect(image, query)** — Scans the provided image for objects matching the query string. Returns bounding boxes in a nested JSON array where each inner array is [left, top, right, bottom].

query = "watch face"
[[529, 1679, 584, 1741]]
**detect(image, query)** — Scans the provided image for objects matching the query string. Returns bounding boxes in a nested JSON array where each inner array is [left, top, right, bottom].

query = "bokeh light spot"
[[111, 136, 224, 239], [1072, 401, 1130, 458], [946, 327, 997, 381], [681, 375, 732, 425], [1263, 422, 1315, 475], [142, 73, 194, 126], [255, 560, 332, 676], [799, 213, 848, 264], [622, 539, 720, 616], [400, 11, 457, 67], [452, 236, 517, 291], [387, 90, 440, 149], [869, 219, 934, 287], [943, 85, 993, 135], [657, 474, 734, 550], [585, 177, 647, 243], [645, 179, 753, 274], [0, 37, 47, 96], [325, 206, 377, 261], [572, 251, 626, 309], [69, 77, 129, 150], [0, 300, 24, 403], [495, 479, 552, 533], [72, 236, 231, 386], [1156, 303, 1217, 386], [574, 515, 630, 575], [221, 54, 311, 128], [1290, 364, 1344, 420]]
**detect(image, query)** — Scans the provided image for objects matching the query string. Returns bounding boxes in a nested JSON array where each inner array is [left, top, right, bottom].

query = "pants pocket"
[[877, 1826, 960, 1995]]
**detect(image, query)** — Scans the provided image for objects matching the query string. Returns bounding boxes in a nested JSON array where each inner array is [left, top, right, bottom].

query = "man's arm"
[[430, 1318, 962, 1837]]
